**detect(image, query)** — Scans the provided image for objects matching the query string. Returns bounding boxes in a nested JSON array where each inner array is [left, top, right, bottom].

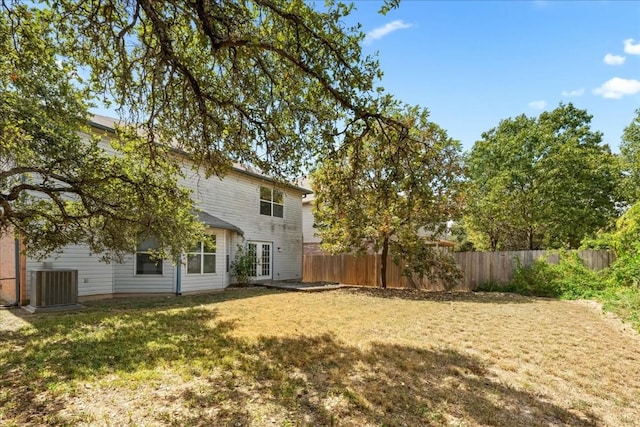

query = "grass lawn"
[[1, 288, 639, 426]]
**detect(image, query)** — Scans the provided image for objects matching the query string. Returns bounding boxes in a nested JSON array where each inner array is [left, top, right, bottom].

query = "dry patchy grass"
[[1, 288, 639, 426]]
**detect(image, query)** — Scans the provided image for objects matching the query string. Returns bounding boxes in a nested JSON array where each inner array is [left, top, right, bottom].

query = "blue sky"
[[347, 0, 640, 152], [88, 1, 639, 153]]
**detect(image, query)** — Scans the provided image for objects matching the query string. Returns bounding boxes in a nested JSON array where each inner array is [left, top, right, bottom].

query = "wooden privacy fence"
[[302, 249, 615, 291]]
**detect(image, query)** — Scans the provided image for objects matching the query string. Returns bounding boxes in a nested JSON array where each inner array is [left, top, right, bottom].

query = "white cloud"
[[528, 100, 547, 110], [593, 77, 640, 99], [365, 20, 413, 44], [561, 88, 585, 97], [603, 53, 626, 65], [624, 38, 640, 55]]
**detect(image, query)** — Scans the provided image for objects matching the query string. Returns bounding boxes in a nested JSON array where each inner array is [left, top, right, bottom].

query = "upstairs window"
[[187, 238, 216, 274], [136, 238, 163, 275], [260, 186, 284, 218]]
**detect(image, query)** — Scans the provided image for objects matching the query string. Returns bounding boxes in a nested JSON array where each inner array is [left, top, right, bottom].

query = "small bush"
[[475, 280, 508, 292], [553, 252, 609, 299], [496, 252, 608, 299], [476, 250, 639, 333], [605, 254, 640, 288], [229, 245, 254, 286], [508, 257, 561, 297], [600, 285, 640, 331]]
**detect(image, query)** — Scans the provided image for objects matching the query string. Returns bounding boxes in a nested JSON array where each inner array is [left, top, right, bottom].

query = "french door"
[[247, 242, 272, 280]]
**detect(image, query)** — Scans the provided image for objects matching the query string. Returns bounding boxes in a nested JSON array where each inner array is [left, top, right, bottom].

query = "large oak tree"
[[1, 4, 205, 260], [465, 103, 620, 251], [312, 100, 465, 288], [48, 0, 399, 177], [1, 0, 402, 258]]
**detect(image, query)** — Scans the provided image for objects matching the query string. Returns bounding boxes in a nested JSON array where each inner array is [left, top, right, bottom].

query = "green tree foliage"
[[45, 0, 400, 179], [605, 203, 640, 288], [583, 201, 640, 288], [1, 5, 202, 260], [585, 202, 640, 257], [620, 109, 640, 205], [311, 100, 465, 288], [229, 245, 255, 286], [609, 202, 640, 257], [2, 0, 401, 258], [448, 220, 475, 252], [465, 103, 619, 251]]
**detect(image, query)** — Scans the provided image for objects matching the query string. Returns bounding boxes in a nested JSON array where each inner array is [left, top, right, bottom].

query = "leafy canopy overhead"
[[2, 0, 402, 258], [47, 0, 403, 178], [312, 98, 465, 288], [465, 103, 620, 251], [620, 109, 640, 205], [0, 4, 202, 260]]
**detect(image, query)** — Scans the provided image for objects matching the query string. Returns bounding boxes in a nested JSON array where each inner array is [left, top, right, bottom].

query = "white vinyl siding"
[[22, 132, 304, 297], [302, 200, 321, 244], [181, 230, 226, 293], [25, 244, 113, 297], [180, 167, 303, 283], [113, 256, 175, 293]]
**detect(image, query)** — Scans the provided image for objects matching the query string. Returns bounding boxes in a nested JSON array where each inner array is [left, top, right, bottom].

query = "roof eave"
[[87, 118, 312, 195]]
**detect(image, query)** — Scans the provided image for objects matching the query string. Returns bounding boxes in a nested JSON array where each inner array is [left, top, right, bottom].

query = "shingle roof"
[[88, 115, 312, 195], [197, 211, 244, 236]]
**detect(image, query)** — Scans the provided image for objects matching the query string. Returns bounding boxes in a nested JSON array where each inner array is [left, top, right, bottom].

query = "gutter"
[[14, 237, 20, 306], [1, 238, 21, 308], [176, 260, 182, 296], [86, 118, 313, 196]]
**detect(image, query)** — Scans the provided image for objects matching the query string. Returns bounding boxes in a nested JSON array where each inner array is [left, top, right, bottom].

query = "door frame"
[[247, 241, 273, 281]]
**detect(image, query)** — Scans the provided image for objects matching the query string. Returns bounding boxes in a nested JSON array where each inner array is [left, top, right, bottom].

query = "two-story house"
[[0, 115, 311, 304]]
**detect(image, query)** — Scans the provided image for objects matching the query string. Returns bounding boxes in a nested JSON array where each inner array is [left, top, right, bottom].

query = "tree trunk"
[[380, 235, 389, 289], [489, 228, 499, 251], [528, 226, 534, 250]]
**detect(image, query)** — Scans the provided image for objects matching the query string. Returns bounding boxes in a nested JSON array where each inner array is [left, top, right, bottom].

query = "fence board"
[[302, 249, 614, 291]]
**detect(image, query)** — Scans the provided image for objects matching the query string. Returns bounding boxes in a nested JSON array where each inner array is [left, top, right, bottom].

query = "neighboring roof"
[[88, 115, 312, 195], [299, 177, 315, 204], [197, 211, 244, 236], [427, 239, 457, 248], [88, 114, 121, 132]]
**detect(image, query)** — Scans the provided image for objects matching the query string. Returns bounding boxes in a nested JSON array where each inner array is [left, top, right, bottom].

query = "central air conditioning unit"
[[30, 269, 79, 308]]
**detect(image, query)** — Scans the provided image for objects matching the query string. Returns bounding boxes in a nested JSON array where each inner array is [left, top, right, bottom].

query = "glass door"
[[248, 242, 272, 280]]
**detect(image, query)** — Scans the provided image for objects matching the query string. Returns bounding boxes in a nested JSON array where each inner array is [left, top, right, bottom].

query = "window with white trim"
[[187, 237, 216, 274], [136, 238, 163, 275], [260, 186, 284, 218]]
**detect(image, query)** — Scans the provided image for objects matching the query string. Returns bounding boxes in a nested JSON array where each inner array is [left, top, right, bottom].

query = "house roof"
[[88, 115, 312, 195], [299, 177, 315, 204], [197, 211, 244, 236], [427, 239, 456, 248]]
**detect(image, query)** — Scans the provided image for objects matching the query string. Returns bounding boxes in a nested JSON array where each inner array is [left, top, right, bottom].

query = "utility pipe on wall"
[[176, 260, 182, 296], [14, 237, 21, 306]]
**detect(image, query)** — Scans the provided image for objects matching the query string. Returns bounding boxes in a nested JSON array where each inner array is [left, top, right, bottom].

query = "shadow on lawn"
[[0, 300, 598, 426], [83, 286, 286, 310], [176, 335, 599, 427]]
